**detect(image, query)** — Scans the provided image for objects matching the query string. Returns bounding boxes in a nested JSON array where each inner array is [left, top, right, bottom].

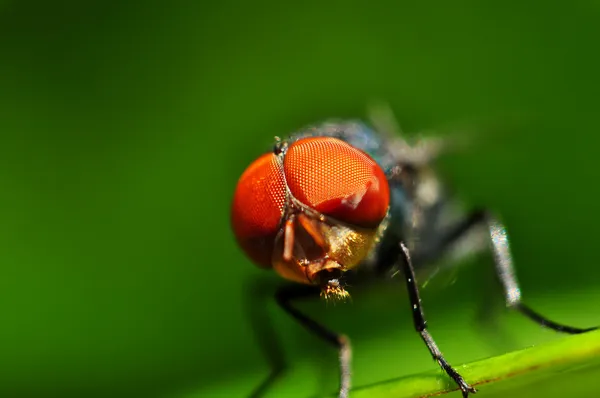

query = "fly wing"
[[411, 197, 490, 290]]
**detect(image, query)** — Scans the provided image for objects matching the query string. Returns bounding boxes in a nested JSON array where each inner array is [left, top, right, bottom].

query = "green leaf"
[[346, 330, 600, 398]]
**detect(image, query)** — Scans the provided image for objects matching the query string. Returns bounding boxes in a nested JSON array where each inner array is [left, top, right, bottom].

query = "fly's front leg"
[[398, 242, 477, 397], [245, 279, 288, 398], [275, 284, 352, 398]]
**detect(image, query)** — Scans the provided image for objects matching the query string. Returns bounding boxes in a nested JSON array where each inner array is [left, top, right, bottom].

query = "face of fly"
[[231, 134, 391, 300]]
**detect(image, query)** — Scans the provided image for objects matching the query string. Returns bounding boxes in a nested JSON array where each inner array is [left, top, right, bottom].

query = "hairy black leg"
[[245, 279, 287, 398], [398, 242, 476, 397], [276, 284, 352, 398], [416, 209, 597, 334], [486, 216, 597, 333]]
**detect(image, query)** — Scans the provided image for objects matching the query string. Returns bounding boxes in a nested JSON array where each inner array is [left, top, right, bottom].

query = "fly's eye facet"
[[284, 137, 390, 228], [231, 153, 286, 267]]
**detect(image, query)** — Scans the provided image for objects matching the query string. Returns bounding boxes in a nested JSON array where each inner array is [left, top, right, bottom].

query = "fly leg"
[[486, 212, 597, 333], [276, 284, 352, 398], [398, 241, 477, 397], [245, 279, 288, 398], [415, 209, 597, 334]]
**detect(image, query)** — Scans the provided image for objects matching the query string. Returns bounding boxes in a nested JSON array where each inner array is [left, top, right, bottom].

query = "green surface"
[[348, 330, 600, 398], [184, 287, 600, 398], [1, 1, 600, 398]]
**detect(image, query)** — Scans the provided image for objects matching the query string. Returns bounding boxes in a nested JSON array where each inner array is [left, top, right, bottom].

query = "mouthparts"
[[320, 278, 350, 302]]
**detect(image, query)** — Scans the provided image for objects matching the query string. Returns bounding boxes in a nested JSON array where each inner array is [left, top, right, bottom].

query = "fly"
[[230, 105, 597, 397]]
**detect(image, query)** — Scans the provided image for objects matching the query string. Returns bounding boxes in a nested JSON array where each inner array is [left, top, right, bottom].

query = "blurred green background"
[[1, 1, 599, 397]]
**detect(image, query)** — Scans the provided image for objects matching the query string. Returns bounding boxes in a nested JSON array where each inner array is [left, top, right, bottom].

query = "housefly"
[[231, 106, 596, 397]]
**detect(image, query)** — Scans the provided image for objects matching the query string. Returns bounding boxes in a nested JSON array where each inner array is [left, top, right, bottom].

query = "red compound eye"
[[284, 137, 390, 228], [231, 153, 286, 267]]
